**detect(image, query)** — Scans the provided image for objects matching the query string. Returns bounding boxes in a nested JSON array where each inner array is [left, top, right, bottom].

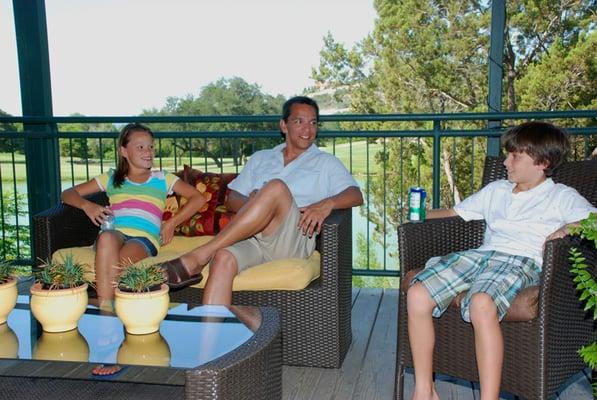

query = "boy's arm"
[[160, 180, 206, 245], [426, 208, 458, 219], [545, 222, 581, 241]]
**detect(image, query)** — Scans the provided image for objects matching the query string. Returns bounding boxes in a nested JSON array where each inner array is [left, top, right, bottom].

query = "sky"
[[0, 0, 376, 116]]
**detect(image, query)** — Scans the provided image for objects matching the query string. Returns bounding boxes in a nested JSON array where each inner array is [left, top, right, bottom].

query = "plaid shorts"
[[411, 249, 541, 322]]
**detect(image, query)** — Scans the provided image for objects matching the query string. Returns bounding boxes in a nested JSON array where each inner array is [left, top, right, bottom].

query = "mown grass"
[[0, 140, 385, 184]]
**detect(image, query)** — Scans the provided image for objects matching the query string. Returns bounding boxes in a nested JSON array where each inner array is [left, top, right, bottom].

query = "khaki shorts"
[[225, 201, 317, 273]]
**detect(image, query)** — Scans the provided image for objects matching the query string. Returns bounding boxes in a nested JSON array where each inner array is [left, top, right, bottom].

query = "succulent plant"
[[36, 254, 91, 289], [0, 260, 16, 284], [117, 262, 166, 293]]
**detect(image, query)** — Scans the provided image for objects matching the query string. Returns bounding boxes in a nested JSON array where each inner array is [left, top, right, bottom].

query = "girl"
[[61, 123, 206, 305]]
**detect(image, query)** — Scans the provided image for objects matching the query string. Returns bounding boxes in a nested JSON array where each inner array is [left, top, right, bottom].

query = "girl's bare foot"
[[92, 364, 122, 376]]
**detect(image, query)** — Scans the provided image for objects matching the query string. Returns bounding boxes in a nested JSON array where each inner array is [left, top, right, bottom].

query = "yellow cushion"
[[192, 250, 320, 291], [52, 236, 320, 291]]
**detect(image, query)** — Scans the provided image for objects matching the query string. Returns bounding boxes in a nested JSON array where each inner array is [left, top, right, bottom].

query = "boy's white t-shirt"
[[454, 178, 597, 266]]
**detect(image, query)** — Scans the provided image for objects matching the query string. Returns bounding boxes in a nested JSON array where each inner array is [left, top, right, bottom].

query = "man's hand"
[[298, 199, 333, 237]]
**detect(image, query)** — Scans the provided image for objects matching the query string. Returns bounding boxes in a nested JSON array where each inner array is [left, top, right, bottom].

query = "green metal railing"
[[1, 110, 596, 277]]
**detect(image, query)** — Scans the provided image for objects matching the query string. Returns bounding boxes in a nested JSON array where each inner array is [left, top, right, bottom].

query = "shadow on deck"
[[282, 287, 593, 400]]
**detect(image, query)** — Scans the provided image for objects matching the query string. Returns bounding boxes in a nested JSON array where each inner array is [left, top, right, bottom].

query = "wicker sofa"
[[395, 156, 597, 400], [33, 192, 353, 369]]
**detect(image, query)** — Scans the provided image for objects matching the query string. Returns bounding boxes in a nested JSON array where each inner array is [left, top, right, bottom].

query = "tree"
[[352, 232, 399, 288], [0, 190, 29, 260], [312, 0, 596, 267], [517, 32, 597, 111], [58, 116, 118, 160], [143, 77, 286, 169], [504, 0, 596, 111], [0, 109, 22, 154]]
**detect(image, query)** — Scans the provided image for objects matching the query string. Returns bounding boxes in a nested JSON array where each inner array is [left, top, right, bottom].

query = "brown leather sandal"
[[162, 258, 202, 290]]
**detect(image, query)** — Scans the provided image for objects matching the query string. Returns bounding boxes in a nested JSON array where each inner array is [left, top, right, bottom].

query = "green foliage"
[[0, 109, 22, 154], [312, 0, 597, 262], [0, 190, 30, 260], [36, 254, 91, 289], [141, 77, 286, 169], [569, 212, 597, 391], [0, 259, 16, 284], [355, 231, 382, 269], [58, 116, 118, 159], [117, 262, 166, 293], [352, 232, 400, 288], [517, 32, 597, 112]]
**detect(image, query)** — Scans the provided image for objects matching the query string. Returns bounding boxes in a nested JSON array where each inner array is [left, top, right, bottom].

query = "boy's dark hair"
[[280, 96, 319, 138], [501, 121, 569, 177], [114, 123, 153, 187]]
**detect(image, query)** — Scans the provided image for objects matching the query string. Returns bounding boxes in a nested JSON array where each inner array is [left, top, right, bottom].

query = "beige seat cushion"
[[401, 268, 539, 322], [52, 235, 320, 291]]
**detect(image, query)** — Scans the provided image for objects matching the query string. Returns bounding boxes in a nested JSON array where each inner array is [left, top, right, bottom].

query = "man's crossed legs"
[[163, 179, 302, 305]]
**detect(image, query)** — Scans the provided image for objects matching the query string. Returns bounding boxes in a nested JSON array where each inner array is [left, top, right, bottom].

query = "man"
[[163, 96, 363, 305]]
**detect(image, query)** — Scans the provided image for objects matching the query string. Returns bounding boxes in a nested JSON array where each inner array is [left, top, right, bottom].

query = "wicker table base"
[[0, 307, 282, 400]]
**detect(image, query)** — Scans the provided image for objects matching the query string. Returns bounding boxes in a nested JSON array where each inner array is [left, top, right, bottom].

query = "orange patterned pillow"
[[163, 166, 238, 236]]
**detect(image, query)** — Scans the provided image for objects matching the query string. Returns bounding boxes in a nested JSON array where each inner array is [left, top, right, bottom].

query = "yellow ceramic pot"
[[0, 323, 18, 358], [30, 282, 88, 332], [117, 331, 171, 367], [0, 278, 18, 324], [115, 284, 169, 335], [33, 328, 89, 362]]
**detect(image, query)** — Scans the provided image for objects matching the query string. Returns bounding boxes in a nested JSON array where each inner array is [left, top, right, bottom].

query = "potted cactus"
[[569, 212, 597, 396], [0, 260, 18, 325], [114, 262, 169, 335], [30, 254, 92, 332]]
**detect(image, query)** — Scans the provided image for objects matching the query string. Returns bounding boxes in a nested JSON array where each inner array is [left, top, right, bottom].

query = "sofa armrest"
[[32, 193, 108, 265], [539, 236, 596, 372], [398, 216, 485, 274], [317, 208, 352, 289], [541, 236, 596, 321]]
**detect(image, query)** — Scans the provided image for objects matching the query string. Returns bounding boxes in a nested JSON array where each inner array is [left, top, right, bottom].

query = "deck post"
[[13, 0, 61, 262], [487, 0, 506, 156]]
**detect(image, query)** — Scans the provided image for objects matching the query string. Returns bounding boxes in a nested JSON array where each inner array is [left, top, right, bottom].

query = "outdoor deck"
[[283, 287, 593, 400], [12, 280, 592, 399]]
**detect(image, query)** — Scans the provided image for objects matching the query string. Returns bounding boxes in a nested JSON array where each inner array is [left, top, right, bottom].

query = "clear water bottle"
[[101, 214, 115, 231]]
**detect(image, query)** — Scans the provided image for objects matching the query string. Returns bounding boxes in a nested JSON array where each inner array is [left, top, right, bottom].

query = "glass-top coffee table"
[[0, 295, 281, 400]]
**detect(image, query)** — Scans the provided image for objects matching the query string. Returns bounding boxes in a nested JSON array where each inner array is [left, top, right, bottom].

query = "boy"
[[407, 121, 597, 400]]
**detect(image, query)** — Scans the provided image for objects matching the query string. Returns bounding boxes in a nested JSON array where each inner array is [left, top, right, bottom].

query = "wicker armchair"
[[33, 195, 353, 369], [395, 156, 597, 400]]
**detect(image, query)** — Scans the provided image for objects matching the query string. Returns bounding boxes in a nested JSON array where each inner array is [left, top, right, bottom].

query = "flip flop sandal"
[[162, 258, 202, 290]]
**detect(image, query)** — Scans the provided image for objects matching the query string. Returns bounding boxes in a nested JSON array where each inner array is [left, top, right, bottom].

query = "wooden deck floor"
[[14, 280, 592, 399], [282, 287, 593, 400]]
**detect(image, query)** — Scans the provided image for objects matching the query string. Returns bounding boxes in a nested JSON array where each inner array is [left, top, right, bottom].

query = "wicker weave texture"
[[172, 208, 354, 368], [184, 307, 282, 399], [395, 157, 597, 400], [1, 308, 281, 400], [2, 377, 184, 400], [33, 198, 353, 369]]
